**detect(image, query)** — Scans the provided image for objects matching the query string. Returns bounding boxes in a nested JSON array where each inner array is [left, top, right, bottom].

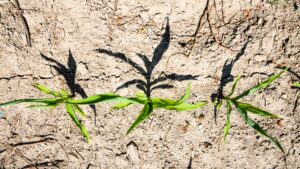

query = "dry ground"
[[0, 0, 299, 168]]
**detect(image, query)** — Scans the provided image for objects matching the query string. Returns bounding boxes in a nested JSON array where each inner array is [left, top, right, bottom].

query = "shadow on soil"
[[40, 49, 97, 124], [210, 40, 250, 123], [95, 17, 198, 97]]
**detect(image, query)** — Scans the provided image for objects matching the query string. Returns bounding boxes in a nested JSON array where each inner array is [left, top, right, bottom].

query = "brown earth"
[[0, 0, 299, 168]]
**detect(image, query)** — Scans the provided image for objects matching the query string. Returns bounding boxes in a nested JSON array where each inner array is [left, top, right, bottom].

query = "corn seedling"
[[111, 82, 207, 135], [213, 68, 287, 152], [0, 84, 130, 142]]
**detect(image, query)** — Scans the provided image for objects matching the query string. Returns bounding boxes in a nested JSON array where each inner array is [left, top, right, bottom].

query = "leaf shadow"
[[95, 17, 198, 97], [40, 49, 97, 124], [210, 40, 250, 123]]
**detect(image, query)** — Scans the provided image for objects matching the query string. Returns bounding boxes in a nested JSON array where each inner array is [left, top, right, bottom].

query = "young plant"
[[111, 82, 207, 134], [214, 68, 287, 152], [0, 84, 131, 142]]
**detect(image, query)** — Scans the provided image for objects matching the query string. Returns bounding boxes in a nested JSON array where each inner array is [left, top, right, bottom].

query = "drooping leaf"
[[224, 100, 232, 142], [234, 103, 284, 153], [237, 102, 278, 118], [73, 104, 87, 118], [66, 104, 89, 142], [126, 102, 153, 135], [227, 75, 241, 98], [233, 68, 288, 100]]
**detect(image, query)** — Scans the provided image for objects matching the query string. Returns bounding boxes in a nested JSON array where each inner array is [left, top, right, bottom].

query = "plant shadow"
[[95, 17, 198, 97], [210, 40, 250, 123], [40, 50, 97, 124]]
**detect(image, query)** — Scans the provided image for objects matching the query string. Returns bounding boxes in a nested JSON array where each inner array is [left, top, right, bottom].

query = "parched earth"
[[0, 0, 299, 168]]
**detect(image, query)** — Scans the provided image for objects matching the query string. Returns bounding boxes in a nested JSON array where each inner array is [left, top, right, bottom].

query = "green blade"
[[237, 102, 278, 118], [176, 82, 191, 104], [59, 89, 71, 97], [0, 98, 65, 107], [292, 83, 300, 88], [146, 82, 192, 106], [27, 103, 59, 109], [32, 84, 61, 97], [67, 93, 136, 104], [224, 100, 232, 142], [112, 101, 133, 109], [162, 101, 207, 111], [233, 68, 288, 100], [216, 100, 223, 111], [126, 102, 153, 135], [227, 75, 241, 98], [234, 103, 284, 153], [73, 104, 87, 118], [66, 104, 89, 142]]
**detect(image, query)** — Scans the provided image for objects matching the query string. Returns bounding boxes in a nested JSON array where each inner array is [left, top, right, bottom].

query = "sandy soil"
[[0, 0, 299, 168]]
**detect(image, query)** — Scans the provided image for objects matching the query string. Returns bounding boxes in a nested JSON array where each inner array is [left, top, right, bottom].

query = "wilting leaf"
[[227, 75, 241, 98], [233, 68, 287, 100], [66, 104, 89, 142], [237, 102, 278, 118], [126, 102, 153, 135], [234, 102, 284, 153], [224, 100, 232, 142]]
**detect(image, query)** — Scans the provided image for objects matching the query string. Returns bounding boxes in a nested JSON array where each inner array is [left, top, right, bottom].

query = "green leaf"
[[32, 84, 61, 97], [66, 104, 89, 142], [0, 98, 66, 107], [126, 102, 153, 135], [292, 83, 300, 88], [237, 102, 278, 118], [161, 101, 207, 111], [233, 68, 288, 100], [73, 104, 87, 118], [224, 100, 232, 142], [216, 100, 223, 110], [27, 103, 59, 109], [227, 75, 241, 98], [176, 82, 191, 104], [59, 89, 71, 97], [67, 93, 135, 104], [234, 102, 284, 153], [112, 101, 133, 109]]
